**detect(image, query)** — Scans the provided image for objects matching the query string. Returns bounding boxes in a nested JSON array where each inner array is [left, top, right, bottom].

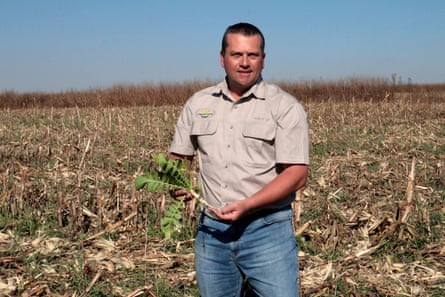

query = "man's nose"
[[240, 55, 249, 67]]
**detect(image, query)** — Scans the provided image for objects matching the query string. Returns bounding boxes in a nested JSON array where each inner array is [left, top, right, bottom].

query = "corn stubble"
[[0, 80, 444, 296]]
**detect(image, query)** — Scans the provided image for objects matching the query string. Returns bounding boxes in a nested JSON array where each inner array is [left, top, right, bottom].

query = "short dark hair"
[[220, 22, 265, 55]]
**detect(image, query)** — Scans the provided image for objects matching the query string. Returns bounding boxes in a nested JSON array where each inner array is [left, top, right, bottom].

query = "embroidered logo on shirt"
[[196, 109, 215, 118]]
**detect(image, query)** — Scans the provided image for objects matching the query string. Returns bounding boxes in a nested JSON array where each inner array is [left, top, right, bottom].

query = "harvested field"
[[1, 87, 444, 296]]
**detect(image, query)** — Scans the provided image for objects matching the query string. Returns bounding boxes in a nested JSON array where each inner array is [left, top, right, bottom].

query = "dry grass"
[[298, 98, 444, 296], [0, 81, 444, 296], [2, 78, 445, 109]]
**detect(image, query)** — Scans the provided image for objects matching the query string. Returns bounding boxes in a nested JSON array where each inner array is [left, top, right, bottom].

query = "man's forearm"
[[244, 164, 308, 211]]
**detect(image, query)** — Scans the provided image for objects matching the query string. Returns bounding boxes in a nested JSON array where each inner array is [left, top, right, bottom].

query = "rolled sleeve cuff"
[[169, 143, 195, 156]]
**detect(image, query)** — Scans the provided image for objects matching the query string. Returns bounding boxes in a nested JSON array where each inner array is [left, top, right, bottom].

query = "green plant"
[[134, 153, 200, 198], [160, 200, 183, 239], [135, 153, 204, 239]]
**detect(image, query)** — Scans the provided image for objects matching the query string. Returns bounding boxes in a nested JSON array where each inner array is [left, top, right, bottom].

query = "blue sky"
[[1, 0, 444, 93]]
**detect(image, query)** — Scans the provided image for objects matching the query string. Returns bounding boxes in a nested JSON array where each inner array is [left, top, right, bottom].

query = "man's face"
[[220, 33, 265, 98]]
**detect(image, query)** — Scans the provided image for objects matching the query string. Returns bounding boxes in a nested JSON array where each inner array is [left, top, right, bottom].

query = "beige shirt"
[[170, 78, 309, 210]]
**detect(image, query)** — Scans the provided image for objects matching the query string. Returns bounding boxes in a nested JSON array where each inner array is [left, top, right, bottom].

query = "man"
[[170, 22, 309, 297]]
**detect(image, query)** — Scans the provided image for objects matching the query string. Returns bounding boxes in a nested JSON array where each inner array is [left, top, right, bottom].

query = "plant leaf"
[[135, 153, 194, 193], [134, 175, 150, 190]]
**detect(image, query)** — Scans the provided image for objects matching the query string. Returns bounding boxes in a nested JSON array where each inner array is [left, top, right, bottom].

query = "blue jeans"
[[195, 206, 299, 297]]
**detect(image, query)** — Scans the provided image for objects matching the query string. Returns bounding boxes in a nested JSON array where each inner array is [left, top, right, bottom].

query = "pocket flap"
[[242, 122, 276, 141], [191, 121, 218, 136]]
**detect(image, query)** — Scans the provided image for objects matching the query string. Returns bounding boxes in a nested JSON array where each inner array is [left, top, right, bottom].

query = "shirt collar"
[[212, 76, 266, 101]]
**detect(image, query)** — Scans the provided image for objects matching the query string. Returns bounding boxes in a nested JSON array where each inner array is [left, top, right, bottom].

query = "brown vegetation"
[[0, 80, 444, 296], [2, 78, 445, 109]]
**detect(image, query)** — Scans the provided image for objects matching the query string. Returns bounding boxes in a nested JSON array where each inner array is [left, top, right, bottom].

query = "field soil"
[[1, 94, 444, 296]]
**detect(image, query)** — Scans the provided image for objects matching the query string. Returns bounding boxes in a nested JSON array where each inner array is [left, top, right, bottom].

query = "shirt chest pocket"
[[241, 122, 276, 166], [191, 121, 218, 153]]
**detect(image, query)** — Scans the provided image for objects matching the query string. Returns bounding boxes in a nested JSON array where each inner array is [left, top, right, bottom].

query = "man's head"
[[220, 22, 265, 56], [220, 23, 266, 99]]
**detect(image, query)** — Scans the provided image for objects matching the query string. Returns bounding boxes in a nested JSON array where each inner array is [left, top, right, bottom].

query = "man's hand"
[[209, 200, 250, 222], [168, 153, 196, 201], [170, 188, 194, 201]]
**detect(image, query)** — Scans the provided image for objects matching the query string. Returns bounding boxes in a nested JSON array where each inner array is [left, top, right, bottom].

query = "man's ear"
[[220, 52, 225, 68]]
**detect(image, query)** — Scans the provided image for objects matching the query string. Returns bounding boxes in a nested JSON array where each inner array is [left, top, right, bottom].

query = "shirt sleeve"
[[274, 99, 310, 165], [169, 101, 196, 156]]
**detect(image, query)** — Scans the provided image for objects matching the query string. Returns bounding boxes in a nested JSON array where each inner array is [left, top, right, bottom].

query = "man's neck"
[[227, 82, 254, 101]]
